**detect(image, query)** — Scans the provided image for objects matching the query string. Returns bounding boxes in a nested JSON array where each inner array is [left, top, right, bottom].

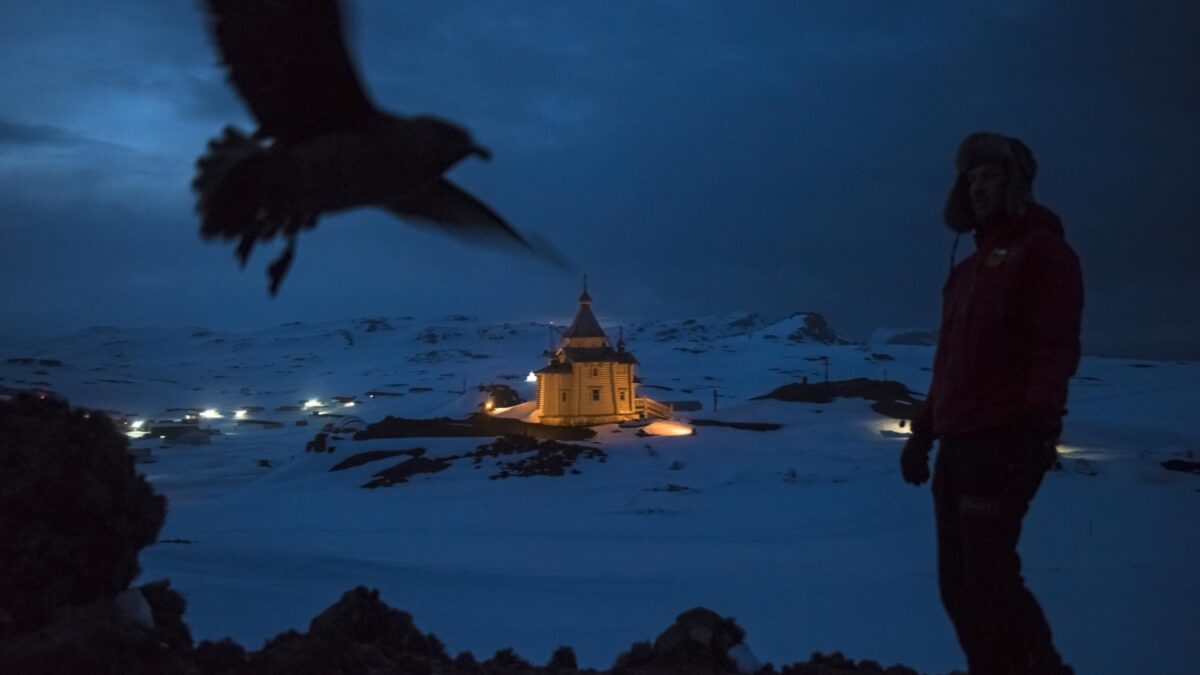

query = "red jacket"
[[923, 202, 1084, 437]]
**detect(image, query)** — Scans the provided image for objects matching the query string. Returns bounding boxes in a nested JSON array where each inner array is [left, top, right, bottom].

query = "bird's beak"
[[469, 145, 492, 161]]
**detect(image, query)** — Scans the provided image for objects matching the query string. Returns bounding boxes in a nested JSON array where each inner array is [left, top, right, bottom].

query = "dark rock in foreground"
[[614, 607, 746, 674], [0, 584, 197, 675], [2, 581, 929, 675], [777, 652, 923, 674], [215, 591, 922, 675], [0, 393, 165, 632]]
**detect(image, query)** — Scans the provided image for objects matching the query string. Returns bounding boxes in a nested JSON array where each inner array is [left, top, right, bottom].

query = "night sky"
[[1, 1, 1197, 359]]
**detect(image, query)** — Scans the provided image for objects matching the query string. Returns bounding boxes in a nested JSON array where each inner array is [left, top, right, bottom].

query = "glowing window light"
[[303, 399, 323, 409], [525, 371, 537, 383], [343, 401, 356, 408], [484, 400, 495, 411], [199, 409, 223, 419], [130, 420, 145, 430], [234, 410, 248, 419]]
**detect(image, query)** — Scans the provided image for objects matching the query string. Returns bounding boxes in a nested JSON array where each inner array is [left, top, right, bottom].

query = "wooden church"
[[534, 281, 667, 426]]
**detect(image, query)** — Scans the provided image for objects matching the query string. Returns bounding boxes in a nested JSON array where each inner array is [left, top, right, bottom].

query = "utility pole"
[[822, 356, 830, 383]]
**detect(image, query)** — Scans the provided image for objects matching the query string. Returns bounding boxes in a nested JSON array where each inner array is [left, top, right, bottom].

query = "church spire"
[[563, 274, 607, 342], [579, 274, 592, 305]]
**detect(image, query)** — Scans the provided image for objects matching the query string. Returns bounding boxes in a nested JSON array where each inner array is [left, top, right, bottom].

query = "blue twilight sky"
[[1, 1, 1197, 359]]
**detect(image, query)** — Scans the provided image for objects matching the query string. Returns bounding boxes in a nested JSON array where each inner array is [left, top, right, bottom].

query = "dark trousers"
[[932, 428, 1071, 675]]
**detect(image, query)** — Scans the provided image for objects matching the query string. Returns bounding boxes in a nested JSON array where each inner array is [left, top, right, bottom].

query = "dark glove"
[[1010, 408, 1063, 472], [900, 430, 935, 486]]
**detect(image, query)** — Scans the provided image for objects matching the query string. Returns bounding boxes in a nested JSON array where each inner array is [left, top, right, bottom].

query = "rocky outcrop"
[[0, 393, 165, 632], [753, 378, 921, 420], [785, 313, 848, 346]]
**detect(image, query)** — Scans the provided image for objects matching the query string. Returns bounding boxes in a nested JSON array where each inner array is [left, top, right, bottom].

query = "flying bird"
[[195, 0, 562, 295]]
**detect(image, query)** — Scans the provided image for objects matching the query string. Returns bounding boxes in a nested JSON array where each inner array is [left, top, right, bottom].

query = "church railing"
[[635, 397, 673, 420]]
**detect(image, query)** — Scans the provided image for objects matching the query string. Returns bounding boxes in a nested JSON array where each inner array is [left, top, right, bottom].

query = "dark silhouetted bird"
[[195, 0, 562, 295]]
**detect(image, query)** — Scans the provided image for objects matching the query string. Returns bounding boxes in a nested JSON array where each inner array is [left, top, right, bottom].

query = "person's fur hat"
[[944, 132, 1037, 232]]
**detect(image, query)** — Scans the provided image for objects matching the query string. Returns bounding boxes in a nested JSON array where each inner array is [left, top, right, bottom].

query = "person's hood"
[[944, 132, 1038, 234], [1027, 201, 1064, 236]]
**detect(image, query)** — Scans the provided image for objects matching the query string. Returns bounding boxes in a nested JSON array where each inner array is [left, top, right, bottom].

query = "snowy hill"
[[1, 314, 1198, 674]]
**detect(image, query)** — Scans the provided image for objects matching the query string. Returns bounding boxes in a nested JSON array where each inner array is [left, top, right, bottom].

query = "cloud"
[[0, 119, 89, 147]]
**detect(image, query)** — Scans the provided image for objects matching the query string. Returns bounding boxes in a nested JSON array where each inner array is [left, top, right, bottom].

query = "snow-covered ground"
[[2, 313, 1197, 674]]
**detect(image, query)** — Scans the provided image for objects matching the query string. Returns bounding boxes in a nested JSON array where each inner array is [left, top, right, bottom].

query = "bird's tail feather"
[[194, 126, 269, 244], [194, 126, 315, 267]]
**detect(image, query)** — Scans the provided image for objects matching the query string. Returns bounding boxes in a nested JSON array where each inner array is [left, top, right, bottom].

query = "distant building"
[[534, 279, 669, 426]]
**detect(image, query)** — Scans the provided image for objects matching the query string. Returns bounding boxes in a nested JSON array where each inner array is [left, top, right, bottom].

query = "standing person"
[[901, 132, 1083, 674]]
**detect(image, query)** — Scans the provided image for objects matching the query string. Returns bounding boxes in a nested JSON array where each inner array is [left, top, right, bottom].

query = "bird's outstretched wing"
[[204, 0, 381, 142], [386, 180, 572, 269]]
